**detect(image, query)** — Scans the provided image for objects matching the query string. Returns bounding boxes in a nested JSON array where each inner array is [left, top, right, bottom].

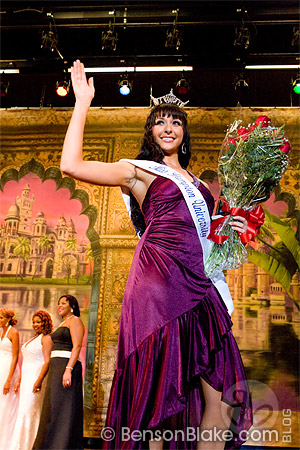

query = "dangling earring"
[[181, 143, 187, 154], [71, 308, 74, 313]]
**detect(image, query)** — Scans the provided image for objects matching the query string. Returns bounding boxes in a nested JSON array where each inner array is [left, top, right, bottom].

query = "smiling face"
[[57, 297, 72, 318], [0, 313, 8, 329], [32, 315, 44, 335], [152, 115, 184, 155]]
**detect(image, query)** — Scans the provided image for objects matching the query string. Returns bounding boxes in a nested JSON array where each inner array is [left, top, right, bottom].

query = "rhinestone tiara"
[[150, 89, 189, 108]]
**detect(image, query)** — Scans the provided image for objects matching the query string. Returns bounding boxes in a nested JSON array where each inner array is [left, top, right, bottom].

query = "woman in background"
[[0, 308, 20, 449], [33, 295, 85, 450], [10, 310, 53, 450]]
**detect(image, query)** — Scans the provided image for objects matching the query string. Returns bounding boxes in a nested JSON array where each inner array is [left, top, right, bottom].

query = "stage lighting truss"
[[41, 14, 63, 60], [165, 9, 182, 50], [118, 74, 132, 95], [234, 25, 251, 49], [102, 11, 118, 51]]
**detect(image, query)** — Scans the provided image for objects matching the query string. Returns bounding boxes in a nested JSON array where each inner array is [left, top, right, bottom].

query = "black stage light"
[[118, 75, 132, 95], [56, 77, 70, 97], [165, 9, 181, 50], [101, 28, 118, 51], [292, 77, 300, 94], [0, 80, 10, 97], [292, 27, 300, 46], [234, 25, 251, 49], [233, 75, 249, 90], [102, 11, 118, 51], [41, 16, 63, 59], [176, 76, 189, 96]]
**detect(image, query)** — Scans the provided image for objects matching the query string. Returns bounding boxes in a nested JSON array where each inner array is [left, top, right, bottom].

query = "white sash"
[[121, 159, 234, 315]]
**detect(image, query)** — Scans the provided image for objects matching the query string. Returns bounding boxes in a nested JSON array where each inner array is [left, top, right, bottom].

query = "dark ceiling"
[[0, 0, 299, 108]]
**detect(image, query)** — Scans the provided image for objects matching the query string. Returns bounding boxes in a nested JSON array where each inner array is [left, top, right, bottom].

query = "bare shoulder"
[[41, 334, 52, 345], [69, 316, 84, 330], [9, 327, 19, 338]]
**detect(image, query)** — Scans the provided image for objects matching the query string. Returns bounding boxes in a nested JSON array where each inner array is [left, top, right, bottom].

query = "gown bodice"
[[118, 173, 227, 363], [22, 333, 44, 363], [142, 174, 214, 225], [0, 326, 14, 358], [51, 327, 73, 351]]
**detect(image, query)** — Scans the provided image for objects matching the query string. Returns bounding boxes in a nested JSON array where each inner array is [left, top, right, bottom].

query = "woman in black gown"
[[33, 295, 85, 450]]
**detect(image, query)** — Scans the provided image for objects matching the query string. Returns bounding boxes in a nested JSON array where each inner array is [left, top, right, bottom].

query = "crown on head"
[[150, 89, 189, 108]]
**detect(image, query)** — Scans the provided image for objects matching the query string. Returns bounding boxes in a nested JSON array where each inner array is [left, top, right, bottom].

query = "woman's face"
[[57, 297, 72, 318], [152, 115, 184, 155], [32, 316, 43, 335], [0, 313, 8, 328]]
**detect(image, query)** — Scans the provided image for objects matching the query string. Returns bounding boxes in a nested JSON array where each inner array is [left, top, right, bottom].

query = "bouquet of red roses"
[[204, 115, 290, 278]]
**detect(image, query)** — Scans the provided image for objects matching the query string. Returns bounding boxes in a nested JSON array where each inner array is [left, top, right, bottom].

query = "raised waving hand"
[[71, 60, 95, 104]]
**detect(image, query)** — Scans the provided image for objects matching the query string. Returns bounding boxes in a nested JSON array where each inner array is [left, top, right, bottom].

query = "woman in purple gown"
[[61, 60, 252, 449]]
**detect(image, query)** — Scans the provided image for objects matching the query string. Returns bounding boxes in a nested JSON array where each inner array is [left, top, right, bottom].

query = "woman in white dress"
[[10, 311, 53, 450], [0, 309, 20, 450]]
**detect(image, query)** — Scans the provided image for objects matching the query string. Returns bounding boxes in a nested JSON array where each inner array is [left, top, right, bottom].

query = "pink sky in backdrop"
[[0, 174, 90, 241]]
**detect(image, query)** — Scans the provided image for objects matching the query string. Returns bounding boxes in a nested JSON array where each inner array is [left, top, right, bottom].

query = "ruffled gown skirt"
[[103, 177, 253, 449]]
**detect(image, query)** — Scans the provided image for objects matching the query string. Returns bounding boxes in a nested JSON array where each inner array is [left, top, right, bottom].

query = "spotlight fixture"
[[56, 71, 70, 97], [165, 9, 182, 50], [118, 74, 132, 95], [233, 75, 249, 90], [234, 25, 251, 49], [102, 11, 118, 51], [0, 80, 10, 97], [41, 14, 63, 59], [292, 77, 300, 94], [175, 74, 189, 96]]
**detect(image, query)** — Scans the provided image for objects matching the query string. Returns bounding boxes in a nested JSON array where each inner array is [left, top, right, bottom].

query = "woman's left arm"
[[62, 318, 85, 388], [3, 328, 19, 394]]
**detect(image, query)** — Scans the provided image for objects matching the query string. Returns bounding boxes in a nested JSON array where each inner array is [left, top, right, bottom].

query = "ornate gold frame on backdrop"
[[0, 107, 299, 445]]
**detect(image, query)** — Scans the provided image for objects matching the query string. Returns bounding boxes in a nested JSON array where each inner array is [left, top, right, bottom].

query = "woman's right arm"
[[32, 335, 53, 393], [60, 60, 136, 188], [3, 328, 19, 395]]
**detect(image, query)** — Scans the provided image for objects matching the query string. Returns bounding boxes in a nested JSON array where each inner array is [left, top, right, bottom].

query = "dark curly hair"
[[0, 308, 17, 326], [32, 310, 53, 335], [58, 295, 80, 317], [130, 103, 192, 236]]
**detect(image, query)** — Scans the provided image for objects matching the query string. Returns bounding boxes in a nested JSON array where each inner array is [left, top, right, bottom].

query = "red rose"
[[280, 141, 291, 154], [249, 125, 256, 132], [255, 115, 271, 127], [228, 137, 237, 145], [237, 127, 250, 140]]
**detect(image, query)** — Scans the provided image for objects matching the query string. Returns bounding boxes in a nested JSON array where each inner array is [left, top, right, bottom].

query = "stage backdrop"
[[0, 106, 299, 447]]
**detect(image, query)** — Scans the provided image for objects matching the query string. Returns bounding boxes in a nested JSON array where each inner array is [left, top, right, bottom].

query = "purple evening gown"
[[103, 174, 252, 449]]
